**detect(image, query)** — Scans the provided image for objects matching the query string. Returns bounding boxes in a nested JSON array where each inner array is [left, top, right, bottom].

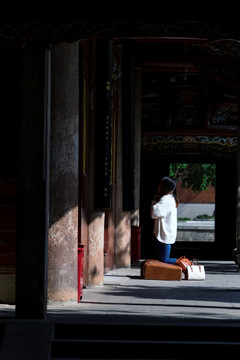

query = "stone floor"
[[1, 261, 240, 360], [48, 260, 240, 326], [1, 260, 240, 327]]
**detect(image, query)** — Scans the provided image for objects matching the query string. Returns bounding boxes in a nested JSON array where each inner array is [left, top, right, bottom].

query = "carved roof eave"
[[141, 134, 238, 160], [1, 19, 240, 47]]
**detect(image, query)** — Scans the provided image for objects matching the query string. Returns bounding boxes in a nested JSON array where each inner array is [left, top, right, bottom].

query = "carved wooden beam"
[[1, 20, 240, 46]]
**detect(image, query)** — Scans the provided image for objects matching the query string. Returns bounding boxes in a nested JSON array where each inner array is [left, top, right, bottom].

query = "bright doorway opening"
[[170, 163, 216, 243]]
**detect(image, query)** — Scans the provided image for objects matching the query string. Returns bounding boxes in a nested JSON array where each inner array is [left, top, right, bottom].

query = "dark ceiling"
[[130, 38, 240, 135]]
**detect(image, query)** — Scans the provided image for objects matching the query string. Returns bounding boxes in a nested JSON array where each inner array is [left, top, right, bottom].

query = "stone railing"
[[177, 220, 215, 242]]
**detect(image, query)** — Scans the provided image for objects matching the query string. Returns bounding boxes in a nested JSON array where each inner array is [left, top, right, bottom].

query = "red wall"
[[176, 182, 215, 204]]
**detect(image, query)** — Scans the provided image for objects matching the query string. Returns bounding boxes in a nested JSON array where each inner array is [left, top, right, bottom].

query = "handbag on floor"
[[176, 255, 193, 271], [186, 259, 206, 280]]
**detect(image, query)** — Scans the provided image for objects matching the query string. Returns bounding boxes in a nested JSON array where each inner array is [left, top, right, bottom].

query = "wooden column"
[[88, 40, 113, 286], [131, 66, 142, 225], [94, 40, 113, 209], [114, 43, 131, 268], [237, 125, 240, 251], [122, 40, 135, 211]]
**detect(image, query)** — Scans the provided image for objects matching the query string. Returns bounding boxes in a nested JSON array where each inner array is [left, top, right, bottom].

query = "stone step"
[[50, 323, 240, 359], [0, 323, 6, 352]]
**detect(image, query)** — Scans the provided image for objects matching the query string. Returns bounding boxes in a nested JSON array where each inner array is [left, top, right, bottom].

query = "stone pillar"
[[16, 41, 50, 319], [87, 40, 109, 286], [48, 42, 79, 302], [88, 212, 105, 285]]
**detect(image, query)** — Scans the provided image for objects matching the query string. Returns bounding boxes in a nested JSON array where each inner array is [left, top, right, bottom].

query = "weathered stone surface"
[[48, 42, 79, 302], [88, 212, 104, 286], [115, 213, 131, 267]]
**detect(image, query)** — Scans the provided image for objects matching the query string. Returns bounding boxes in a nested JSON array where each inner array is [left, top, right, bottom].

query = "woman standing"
[[151, 176, 180, 265]]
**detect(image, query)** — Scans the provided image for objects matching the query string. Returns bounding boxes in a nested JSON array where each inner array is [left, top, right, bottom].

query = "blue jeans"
[[156, 241, 177, 265]]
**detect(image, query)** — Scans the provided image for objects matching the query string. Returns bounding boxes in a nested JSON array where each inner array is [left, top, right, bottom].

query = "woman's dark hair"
[[157, 176, 179, 208]]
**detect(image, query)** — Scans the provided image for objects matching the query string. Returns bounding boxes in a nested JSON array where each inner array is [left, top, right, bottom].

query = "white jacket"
[[151, 194, 177, 244]]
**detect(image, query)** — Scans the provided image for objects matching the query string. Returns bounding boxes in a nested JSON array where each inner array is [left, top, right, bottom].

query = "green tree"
[[169, 163, 216, 192]]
